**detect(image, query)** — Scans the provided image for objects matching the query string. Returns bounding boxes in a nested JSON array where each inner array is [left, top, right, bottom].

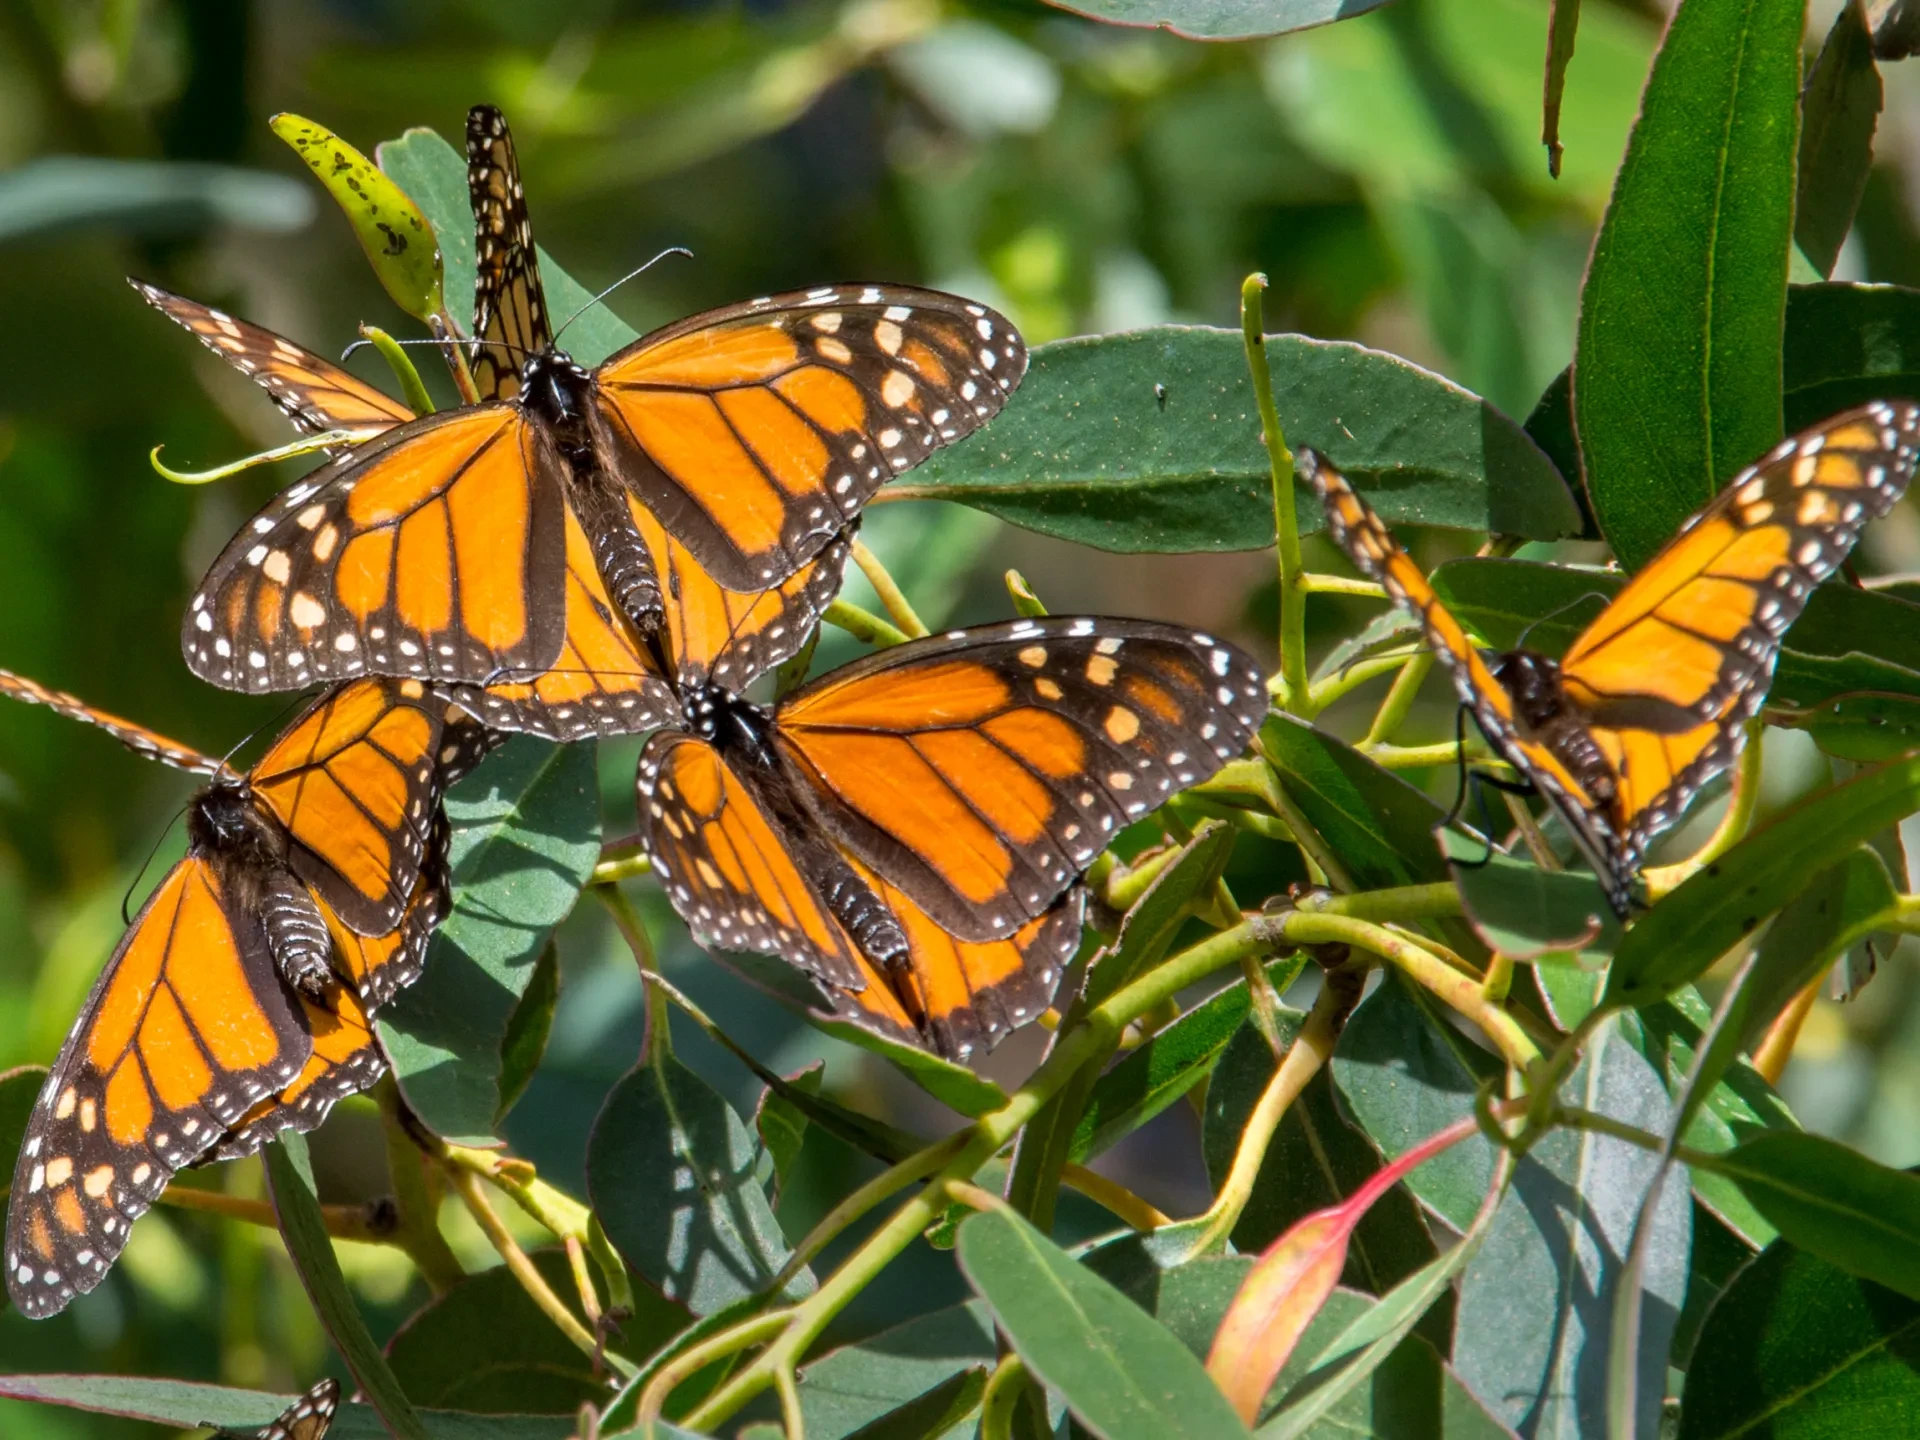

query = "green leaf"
[[1035, 0, 1390, 42], [386, 1250, 685, 1413], [495, 940, 560, 1127], [586, 1051, 812, 1316], [1676, 1239, 1920, 1438], [1572, 0, 1802, 568], [1785, 690, 1920, 761], [1795, 1, 1883, 279], [898, 327, 1579, 553], [956, 1207, 1253, 1440], [755, 1061, 823, 1199], [1204, 1028, 1441, 1310], [1604, 752, 1920, 1010], [0, 1375, 584, 1439], [1257, 714, 1448, 891], [1331, 971, 1501, 1232], [0, 158, 314, 243], [1713, 1133, 1920, 1300], [263, 1133, 429, 1440], [381, 739, 601, 1145], [841, 1367, 988, 1440], [1783, 282, 1920, 430], [785, 1303, 999, 1437], [1451, 1024, 1690, 1436], [1440, 829, 1622, 962], [1070, 962, 1304, 1164], [273, 115, 443, 321], [376, 125, 635, 369]]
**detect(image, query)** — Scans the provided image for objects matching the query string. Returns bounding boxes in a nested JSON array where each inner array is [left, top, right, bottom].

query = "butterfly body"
[[1302, 399, 1920, 914]]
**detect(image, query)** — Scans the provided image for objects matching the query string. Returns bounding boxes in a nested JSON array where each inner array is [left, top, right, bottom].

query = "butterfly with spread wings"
[[1300, 399, 1920, 916], [3, 675, 486, 1317], [213, 1379, 341, 1440], [180, 103, 1020, 734], [139, 289, 850, 741], [637, 617, 1268, 1059]]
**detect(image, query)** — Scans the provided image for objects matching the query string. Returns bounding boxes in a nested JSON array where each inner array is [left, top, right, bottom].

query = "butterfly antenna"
[[551, 247, 695, 345], [1511, 589, 1612, 653], [122, 799, 195, 926]]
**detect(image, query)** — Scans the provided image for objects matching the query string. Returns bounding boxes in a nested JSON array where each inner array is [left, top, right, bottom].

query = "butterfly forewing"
[[131, 279, 410, 448], [218, 1379, 342, 1440], [467, 105, 551, 402], [5, 860, 310, 1317], [770, 618, 1267, 941], [592, 284, 1024, 591], [1557, 399, 1920, 728], [184, 404, 573, 699], [0, 667, 220, 775]]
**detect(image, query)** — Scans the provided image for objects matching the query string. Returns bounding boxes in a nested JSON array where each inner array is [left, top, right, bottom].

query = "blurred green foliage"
[[6, 1, 1920, 1434]]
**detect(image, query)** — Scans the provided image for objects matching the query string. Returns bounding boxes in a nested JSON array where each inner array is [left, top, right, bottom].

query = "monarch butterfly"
[[213, 1379, 340, 1440], [3, 676, 484, 1317], [1300, 399, 1920, 915], [136, 297, 847, 743], [637, 618, 1267, 1058], [180, 103, 1021, 728]]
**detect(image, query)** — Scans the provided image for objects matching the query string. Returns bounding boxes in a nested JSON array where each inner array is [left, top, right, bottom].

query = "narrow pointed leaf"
[[1795, 0, 1882, 279]]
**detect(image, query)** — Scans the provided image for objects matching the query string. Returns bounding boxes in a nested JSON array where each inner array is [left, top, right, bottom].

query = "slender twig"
[[446, 1165, 632, 1377], [1642, 720, 1764, 900], [1299, 573, 1388, 599], [979, 1354, 1030, 1440], [851, 539, 929, 638], [1242, 275, 1308, 714], [1360, 651, 1433, 750], [376, 1079, 465, 1292], [1303, 653, 1411, 712], [1058, 1165, 1172, 1232], [106, 1183, 390, 1244], [772, 1133, 971, 1291]]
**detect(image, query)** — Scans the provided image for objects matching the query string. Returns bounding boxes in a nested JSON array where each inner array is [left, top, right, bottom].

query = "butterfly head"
[[188, 782, 283, 870], [680, 680, 774, 754], [518, 348, 592, 429]]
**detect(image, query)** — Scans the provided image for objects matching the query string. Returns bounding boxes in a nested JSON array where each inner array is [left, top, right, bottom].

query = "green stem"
[[1299, 573, 1387, 599], [1304, 652, 1418, 712], [979, 1355, 1031, 1440], [360, 324, 436, 416], [683, 918, 1289, 1430], [1242, 274, 1307, 715], [1295, 882, 1464, 925], [824, 597, 911, 649], [852, 538, 928, 638], [375, 1080, 464, 1293]]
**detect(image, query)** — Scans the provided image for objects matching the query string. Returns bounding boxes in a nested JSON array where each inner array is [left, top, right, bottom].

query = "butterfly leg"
[[260, 873, 334, 997], [572, 475, 664, 633]]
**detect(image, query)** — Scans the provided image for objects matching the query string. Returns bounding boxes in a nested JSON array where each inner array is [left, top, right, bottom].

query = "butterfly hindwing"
[[5, 859, 310, 1317], [215, 1379, 342, 1440], [593, 284, 1023, 592], [770, 617, 1268, 940]]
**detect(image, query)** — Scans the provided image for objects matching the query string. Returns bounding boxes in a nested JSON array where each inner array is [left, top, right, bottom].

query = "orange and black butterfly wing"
[[0, 667, 220, 776], [1557, 400, 1920, 732], [637, 732, 867, 992], [183, 403, 572, 699], [1300, 449, 1632, 876], [637, 500, 851, 694], [592, 285, 1023, 591], [769, 618, 1266, 941], [213, 1378, 342, 1440], [5, 859, 310, 1316], [466, 105, 551, 403], [830, 859, 1084, 1061], [130, 279, 411, 446], [247, 678, 446, 937]]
